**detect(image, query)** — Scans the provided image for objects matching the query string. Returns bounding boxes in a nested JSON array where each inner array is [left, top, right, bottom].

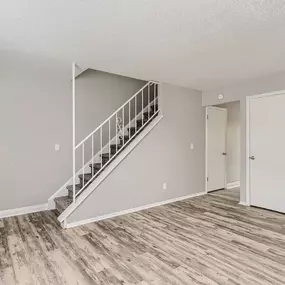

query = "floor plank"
[[1, 188, 285, 284]]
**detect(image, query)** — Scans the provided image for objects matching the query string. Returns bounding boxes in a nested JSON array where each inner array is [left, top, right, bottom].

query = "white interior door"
[[249, 93, 285, 213], [207, 107, 227, 192]]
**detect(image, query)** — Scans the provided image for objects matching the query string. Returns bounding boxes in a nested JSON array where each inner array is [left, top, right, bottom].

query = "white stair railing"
[[72, 81, 160, 201]]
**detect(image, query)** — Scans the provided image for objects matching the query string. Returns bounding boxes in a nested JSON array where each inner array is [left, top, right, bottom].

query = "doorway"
[[247, 90, 285, 213], [206, 107, 227, 192], [206, 102, 241, 194]]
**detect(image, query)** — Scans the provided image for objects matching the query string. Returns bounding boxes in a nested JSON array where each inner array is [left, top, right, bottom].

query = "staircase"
[[49, 81, 162, 227]]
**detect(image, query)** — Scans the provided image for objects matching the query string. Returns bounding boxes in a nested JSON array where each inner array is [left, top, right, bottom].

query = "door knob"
[[249, 156, 255, 160], [222, 152, 227, 156]]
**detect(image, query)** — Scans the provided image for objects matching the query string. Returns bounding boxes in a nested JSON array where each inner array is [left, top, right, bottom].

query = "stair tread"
[[110, 144, 123, 148], [137, 118, 147, 123], [138, 111, 158, 125], [54, 196, 72, 211], [120, 136, 130, 144], [144, 111, 155, 116], [78, 173, 93, 180], [89, 162, 102, 169], [101, 153, 113, 158], [66, 184, 81, 192]]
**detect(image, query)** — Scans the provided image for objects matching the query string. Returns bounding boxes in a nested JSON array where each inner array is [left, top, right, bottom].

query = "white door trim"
[[245, 89, 285, 206], [205, 106, 227, 193]]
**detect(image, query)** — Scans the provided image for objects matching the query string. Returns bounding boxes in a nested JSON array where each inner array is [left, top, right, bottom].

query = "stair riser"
[[89, 166, 101, 173], [137, 113, 155, 127], [101, 157, 111, 164], [144, 112, 155, 120], [77, 173, 98, 194], [110, 146, 122, 155], [136, 119, 148, 128], [67, 187, 80, 198], [79, 177, 92, 188], [120, 137, 130, 144], [55, 202, 65, 215], [128, 125, 146, 136], [152, 104, 158, 112], [68, 189, 81, 199]]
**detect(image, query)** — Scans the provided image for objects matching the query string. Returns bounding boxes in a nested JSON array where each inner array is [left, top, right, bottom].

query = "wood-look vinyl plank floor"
[[1, 188, 285, 284]]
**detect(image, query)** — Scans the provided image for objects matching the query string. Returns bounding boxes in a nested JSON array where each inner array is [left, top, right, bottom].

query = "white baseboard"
[[0, 203, 48, 219], [239, 201, 250, 206], [227, 181, 240, 189], [66, 191, 207, 229]]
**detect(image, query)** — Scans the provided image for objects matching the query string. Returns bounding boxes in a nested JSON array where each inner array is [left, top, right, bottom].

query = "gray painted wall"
[[0, 51, 145, 211], [75, 69, 146, 171], [218, 102, 240, 184], [76, 69, 146, 144], [202, 71, 285, 203], [67, 83, 205, 224]]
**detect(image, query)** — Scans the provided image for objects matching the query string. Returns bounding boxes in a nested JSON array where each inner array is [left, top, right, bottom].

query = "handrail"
[[75, 80, 158, 149]]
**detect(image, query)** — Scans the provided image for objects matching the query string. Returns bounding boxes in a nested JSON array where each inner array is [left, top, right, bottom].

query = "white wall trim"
[[0, 203, 48, 219], [239, 201, 250, 206], [226, 181, 240, 189], [205, 108, 208, 193], [66, 191, 207, 228], [245, 89, 285, 207], [74, 64, 88, 79]]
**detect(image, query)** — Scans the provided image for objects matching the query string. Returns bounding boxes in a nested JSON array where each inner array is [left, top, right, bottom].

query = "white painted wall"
[[67, 83, 205, 224], [218, 102, 240, 184], [0, 50, 145, 211], [203, 71, 285, 203]]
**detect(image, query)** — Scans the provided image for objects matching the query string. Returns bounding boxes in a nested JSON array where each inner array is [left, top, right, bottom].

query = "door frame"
[[205, 106, 227, 193], [246, 89, 285, 206]]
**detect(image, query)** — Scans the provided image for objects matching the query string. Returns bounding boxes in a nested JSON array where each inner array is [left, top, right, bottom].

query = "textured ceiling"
[[1, 0, 285, 90]]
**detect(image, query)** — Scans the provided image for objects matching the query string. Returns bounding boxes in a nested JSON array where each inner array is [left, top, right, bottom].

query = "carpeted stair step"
[[120, 135, 130, 144], [89, 162, 102, 172], [128, 127, 137, 136], [151, 104, 158, 112], [54, 196, 72, 214], [136, 118, 148, 128], [66, 184, 81, 198], [143, 111, 155, 120], [128, 111, 159, 138], [110, 144, 123, 155], [78, 173, 93, 186], [101, 153, 113, 164]]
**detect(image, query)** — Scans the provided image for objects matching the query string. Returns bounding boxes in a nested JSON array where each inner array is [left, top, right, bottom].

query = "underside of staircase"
[[50, 81, 161, 227]]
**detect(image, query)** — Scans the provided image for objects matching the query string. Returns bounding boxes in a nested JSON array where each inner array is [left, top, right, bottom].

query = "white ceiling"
[[1, 0, 285, 90]]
